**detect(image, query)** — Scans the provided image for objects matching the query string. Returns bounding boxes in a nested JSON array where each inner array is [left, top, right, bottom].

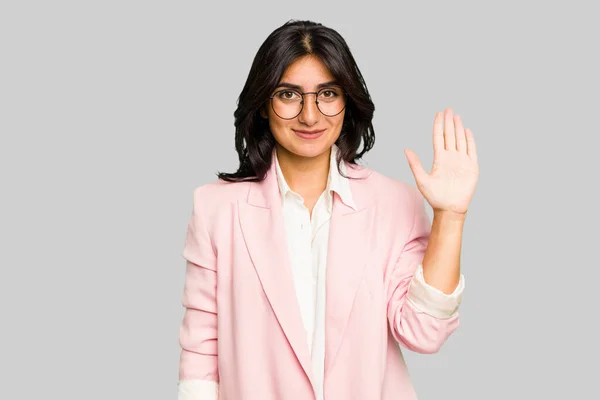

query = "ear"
[[259, 105, 268, 119]]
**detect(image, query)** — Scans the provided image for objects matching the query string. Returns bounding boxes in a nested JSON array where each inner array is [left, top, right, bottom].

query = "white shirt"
[[274, 144, 351, 400], [178, 144, 465, 400]]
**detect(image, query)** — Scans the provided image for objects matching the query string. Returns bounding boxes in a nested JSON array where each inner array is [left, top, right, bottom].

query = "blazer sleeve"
[[178, 187, 220, 398], [386, 187, 461, 354]]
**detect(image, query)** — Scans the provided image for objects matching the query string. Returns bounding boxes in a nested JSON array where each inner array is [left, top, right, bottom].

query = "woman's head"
[[217, 19, 375, 182]]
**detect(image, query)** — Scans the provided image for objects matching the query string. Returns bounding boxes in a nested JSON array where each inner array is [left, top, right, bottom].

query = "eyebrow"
[[275, 80, 339, 91]]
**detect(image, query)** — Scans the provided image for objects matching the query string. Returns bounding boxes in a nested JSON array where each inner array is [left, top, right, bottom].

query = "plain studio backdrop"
[[1, 1, 598, 399]]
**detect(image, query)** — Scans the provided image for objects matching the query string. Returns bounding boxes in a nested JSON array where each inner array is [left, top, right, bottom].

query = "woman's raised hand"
[[404, 108, 479, 216]]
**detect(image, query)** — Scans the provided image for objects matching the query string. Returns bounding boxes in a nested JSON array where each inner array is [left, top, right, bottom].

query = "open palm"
[[404, 108, 479, 215]]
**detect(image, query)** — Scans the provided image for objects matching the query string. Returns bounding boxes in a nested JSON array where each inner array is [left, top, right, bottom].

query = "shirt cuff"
[[406, 264, 464, 319], [178, 380, 219, 400]]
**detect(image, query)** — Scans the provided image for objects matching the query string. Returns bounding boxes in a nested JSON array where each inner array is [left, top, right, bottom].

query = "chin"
[[288, 139, 334, 158]]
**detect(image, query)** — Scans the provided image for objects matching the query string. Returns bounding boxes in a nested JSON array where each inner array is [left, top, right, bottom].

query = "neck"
[[275, 144, 330, 199]]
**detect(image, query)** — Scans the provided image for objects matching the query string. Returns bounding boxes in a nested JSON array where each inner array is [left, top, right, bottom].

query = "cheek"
[[267, 117, 290, 140], [330, 114, 345, 132]]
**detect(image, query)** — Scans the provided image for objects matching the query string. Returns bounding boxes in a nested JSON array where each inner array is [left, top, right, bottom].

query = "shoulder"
[[354, 165, 422, 211], [190, 177, 251, 218], [357, 167, 428, 238]]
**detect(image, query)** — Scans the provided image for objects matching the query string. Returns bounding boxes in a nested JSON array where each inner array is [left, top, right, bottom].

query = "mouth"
[[293, 129, 326, 140]]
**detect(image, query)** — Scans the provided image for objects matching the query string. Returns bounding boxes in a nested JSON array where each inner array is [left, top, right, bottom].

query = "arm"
[[178, 187, 219, 399], [421, 209, 465, 294], [387, 188, 464, 354], [391, 107, 475, 353]]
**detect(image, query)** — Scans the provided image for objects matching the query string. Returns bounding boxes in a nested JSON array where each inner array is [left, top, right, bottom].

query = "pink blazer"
[[179, 156, 460, 399]]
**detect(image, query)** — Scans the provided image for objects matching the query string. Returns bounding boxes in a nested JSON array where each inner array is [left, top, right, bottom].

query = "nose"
[[298, 93, 319, 125]]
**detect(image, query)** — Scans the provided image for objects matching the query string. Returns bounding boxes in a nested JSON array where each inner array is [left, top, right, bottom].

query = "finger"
[[466, 128, 478, 161], [404, 148, 427, 182], [444, 108, 456, 151], [432, 111, 444, 157], [454, 114, 467, 153]]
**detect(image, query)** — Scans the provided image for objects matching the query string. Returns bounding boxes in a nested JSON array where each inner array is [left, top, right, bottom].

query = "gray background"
[[1, 0, 599, 399]]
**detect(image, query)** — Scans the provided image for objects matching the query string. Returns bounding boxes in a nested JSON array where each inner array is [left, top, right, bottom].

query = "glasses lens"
[[271, 87, 346, 118], [272, 90, 303, 119], [316, 87, 346, 116]]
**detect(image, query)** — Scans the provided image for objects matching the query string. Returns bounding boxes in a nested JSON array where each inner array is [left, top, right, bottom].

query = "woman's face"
[[262, 55, 345, 161]]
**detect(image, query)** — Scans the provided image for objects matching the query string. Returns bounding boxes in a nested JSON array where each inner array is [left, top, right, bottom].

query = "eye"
[[277, 90, 299, 100], [319, 88, 339, 98]]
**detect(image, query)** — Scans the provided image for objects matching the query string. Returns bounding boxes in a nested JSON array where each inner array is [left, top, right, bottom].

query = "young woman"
[[178, 19, 479, 400]]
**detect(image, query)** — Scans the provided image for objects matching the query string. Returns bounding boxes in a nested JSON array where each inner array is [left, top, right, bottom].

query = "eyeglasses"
[[268, 86, 347, 120]]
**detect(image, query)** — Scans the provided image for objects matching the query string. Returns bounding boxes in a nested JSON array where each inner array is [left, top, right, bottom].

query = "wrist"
[[433, 209, 467, 222]]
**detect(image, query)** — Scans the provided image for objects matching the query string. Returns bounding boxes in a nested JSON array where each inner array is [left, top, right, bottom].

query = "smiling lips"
[[293, 129, 325, 139]]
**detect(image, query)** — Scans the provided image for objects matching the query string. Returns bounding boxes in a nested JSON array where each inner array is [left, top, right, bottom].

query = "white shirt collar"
[[274, 144, 356, 211]]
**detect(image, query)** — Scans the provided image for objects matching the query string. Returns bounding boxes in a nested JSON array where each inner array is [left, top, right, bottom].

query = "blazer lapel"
[[238, 154, 375, 385], [238, 156, 315, 389], [324, 163, 375, 376]]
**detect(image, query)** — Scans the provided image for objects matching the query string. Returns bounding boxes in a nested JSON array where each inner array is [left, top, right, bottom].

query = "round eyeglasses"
[[268, 86, 347, 120]]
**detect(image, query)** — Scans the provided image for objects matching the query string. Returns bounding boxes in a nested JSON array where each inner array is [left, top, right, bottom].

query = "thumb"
[[404, 148, 427, 182]]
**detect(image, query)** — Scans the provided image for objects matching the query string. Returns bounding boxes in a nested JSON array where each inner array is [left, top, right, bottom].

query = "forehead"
[[278, 56, 335, 89]]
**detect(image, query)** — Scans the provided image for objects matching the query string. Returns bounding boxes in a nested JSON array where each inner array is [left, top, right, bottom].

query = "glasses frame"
[[268, 86, 348, 120]]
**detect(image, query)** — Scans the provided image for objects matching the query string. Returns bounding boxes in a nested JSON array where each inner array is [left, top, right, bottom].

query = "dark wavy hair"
[[217, 19, 376, 182]]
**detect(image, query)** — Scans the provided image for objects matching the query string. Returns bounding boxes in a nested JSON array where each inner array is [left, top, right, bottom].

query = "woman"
[[178, 19, 479, 400]]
